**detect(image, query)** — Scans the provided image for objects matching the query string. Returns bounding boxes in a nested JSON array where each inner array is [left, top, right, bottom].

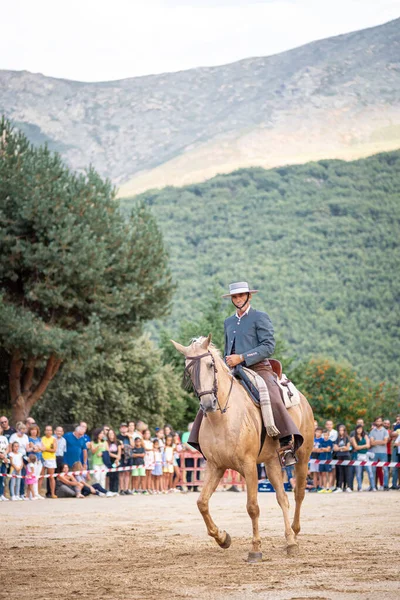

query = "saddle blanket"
[[242, 368, 301, 409]]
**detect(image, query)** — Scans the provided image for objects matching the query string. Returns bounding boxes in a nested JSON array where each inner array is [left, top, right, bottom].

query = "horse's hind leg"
[[292, 453, 308, 538], [197, 464, 230, 549], [265, 457, 298, 555], [242, 463, 262, 563]]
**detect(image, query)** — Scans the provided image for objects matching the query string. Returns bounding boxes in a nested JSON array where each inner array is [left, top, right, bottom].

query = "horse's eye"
[[208, 363, 213, 369]]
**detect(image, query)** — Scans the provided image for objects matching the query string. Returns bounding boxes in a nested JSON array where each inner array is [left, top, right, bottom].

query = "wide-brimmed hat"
[[222, 281, 259, 298]]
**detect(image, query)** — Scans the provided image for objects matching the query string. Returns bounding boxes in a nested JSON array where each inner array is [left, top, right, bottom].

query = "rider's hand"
[[226, 354, 244, 368]]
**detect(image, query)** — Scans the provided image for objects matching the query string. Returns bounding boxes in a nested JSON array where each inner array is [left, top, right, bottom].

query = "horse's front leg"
[[292, 448, 309, 538], [242, 463, 262, 563], [197, 463, 231, 549]]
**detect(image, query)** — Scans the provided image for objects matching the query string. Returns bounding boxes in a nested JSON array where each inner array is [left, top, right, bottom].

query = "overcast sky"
[[2, 0, 399, 82]]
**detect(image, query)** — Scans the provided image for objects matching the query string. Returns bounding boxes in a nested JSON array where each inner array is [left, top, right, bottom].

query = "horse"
[[171, 334, 314, 562]]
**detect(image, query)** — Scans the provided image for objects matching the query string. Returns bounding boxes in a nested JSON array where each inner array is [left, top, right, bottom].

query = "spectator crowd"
[[0, 413, 399, 502], [302, 415, 400, 493], [0, 418, 201, 501]]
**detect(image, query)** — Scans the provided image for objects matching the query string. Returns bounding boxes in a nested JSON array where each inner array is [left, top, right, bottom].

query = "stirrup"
[[277, 444, 298, 467]]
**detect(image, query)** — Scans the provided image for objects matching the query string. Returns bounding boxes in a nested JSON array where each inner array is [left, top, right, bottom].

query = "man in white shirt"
[[325, 420, 338, 442], [369, 416, 390, 490]]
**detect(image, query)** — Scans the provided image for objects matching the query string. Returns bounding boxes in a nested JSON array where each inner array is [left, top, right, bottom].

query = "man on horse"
[[223, 281, 303, 466]]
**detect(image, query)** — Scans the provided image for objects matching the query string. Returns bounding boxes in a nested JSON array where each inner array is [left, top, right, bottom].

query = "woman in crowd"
[[41, 425, 58, 499], [27, 424, 45, 499], [333, 424, 352, 492], [351, 424, 375, 491], [9, 441, 23, 500], [89, 428, 109, 490], [9, 422, 29, 498], [107, 429, 121, 493], [55, 463, 84, 498], [163, 424, 173, 439], [0, 423, 10, 501], [72, 461, 117, 497], [127, 421, 140, 441]]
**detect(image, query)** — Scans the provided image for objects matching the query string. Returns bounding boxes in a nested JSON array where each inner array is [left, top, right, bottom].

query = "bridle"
[[184, 351, 234, 415]]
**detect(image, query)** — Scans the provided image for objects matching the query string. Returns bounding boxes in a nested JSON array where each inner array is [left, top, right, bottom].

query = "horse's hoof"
[[219, 532, 231, 549], [287, 543, 299, 556], [247, 551, 263, 563]]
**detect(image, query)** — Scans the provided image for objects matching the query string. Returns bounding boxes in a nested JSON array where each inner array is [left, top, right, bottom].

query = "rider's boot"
[[278, 435, 297, 467]]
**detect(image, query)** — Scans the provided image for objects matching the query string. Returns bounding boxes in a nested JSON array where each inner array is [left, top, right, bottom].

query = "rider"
[[223, 281, 303, 466]]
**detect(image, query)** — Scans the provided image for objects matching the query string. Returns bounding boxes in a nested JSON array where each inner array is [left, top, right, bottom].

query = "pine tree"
[[0, 118, 174, 422]]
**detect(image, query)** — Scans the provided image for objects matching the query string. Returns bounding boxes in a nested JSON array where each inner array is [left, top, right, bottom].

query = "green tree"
[[32, 335, 187, 430], [363, 380, 400, 426], [0, 118, 173, 423], [291, 357, 400, 428]]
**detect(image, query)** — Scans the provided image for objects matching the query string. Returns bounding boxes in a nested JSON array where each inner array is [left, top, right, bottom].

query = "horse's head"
[[171, 334, 219, 413]]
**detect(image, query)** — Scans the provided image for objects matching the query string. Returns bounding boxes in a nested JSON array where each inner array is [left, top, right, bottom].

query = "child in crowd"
[[317, 429, 333, 493], [25, 454, 38, 500], [155, 428, 165, 452], [9, 441, 23, 500], [152, 439, 163, 493], [173, 432, 182, 490], [163, 434, 175, 492], [41, 425, 57, 499], [310, 426, 323, 491], [132, 437, 146, 493], [143, 428, 153, 449], [144, 436, 155, 493], [9, 422, 29, 498], [27, 424, 45, 499]]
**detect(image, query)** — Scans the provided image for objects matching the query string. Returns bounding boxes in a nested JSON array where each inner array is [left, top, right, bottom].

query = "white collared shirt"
[[235, 305, 251, 323]]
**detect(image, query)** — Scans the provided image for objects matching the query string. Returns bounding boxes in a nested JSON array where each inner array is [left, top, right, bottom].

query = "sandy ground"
[[1, 489, 399, 600]]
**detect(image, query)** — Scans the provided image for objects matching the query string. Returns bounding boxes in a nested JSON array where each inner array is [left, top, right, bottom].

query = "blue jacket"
[[224, 307, 275, 367]]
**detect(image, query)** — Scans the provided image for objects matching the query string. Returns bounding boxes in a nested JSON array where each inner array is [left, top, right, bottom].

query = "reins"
[[184, 351, 234, 414]]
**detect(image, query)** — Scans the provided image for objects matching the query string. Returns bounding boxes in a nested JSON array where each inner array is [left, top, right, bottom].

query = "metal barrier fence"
[[177, 452, 245, 490]]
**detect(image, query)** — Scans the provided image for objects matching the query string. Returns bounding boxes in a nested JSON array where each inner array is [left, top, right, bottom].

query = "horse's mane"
[[190, 337, 230, 373]]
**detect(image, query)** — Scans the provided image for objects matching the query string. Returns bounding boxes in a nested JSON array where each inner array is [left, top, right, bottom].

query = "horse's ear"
[[170, 340, 188, 356], [201, 333, 212, 349]]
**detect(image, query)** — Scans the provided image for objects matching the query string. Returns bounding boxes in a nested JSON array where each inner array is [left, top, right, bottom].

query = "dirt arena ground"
[[2, 490, 399, 600]]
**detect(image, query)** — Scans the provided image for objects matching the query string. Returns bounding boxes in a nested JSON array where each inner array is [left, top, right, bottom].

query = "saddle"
[[233, 361, 301, 410]]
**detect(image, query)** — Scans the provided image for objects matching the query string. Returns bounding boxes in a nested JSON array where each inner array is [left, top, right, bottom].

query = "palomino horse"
[[171, 335, 314, 562]]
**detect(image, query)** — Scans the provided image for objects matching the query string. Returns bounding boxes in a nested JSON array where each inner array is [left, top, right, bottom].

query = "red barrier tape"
[[1, 453, 398, 479]]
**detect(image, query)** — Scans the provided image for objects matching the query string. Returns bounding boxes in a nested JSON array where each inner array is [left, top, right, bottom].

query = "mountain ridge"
[[6, 17, 398, 84], [1, 18, 399, 193]]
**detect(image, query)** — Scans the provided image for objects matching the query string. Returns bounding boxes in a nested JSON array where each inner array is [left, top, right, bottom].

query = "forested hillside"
[[121, 150, 400, 383]]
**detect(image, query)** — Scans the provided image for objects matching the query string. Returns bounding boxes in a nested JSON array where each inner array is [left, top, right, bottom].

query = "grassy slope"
[[121, 150, 400, 382]]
